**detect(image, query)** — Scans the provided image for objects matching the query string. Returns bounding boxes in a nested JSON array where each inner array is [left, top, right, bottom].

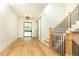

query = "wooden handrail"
[[51, 33, 64, 36]]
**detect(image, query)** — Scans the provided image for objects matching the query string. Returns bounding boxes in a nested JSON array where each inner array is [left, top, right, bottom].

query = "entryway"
[[23, 22, 32, 38]]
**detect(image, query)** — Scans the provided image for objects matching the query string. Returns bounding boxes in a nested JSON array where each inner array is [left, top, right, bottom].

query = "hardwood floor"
[[0, 38, 59, 56]]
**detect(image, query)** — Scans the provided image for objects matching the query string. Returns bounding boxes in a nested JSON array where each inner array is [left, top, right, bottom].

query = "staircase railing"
[[48, 28, 73, 56], [71, 5, 79, 25], [48, 4, 79, 56], [53, 5, 79, 33], [72, 40, 79, 56], [48, 28, 65, 56], [53, 14, 71, 33], [51, 33, 65, 56]]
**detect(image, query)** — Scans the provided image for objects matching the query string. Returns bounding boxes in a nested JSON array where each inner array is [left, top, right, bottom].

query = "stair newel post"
[[65, 31, 72, 56], [48, 27, 53, 48]]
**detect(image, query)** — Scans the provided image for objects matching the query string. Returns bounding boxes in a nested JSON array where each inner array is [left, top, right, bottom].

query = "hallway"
[[0, 38, 58, 56], [0, 3, 79, 56]]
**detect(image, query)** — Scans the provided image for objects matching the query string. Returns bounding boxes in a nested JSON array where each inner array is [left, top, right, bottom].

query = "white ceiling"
[[9, 3, 48, 19]]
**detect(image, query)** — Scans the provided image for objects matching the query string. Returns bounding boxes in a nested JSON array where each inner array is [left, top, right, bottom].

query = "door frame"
[[37, 17, 41, 40], [23, 22, 32, 38]]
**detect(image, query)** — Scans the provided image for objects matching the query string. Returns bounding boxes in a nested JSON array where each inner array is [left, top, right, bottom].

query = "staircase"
[[48, 4, 79, 56], [69, 21, 79, 32]]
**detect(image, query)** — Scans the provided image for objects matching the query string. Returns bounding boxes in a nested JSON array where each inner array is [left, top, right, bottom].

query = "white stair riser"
[[76, 21, 79, 24], [70, 21, 79, 31], [71, 24, 76, 28]]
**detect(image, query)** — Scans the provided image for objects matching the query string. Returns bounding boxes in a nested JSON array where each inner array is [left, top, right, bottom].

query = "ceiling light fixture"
[[26, 16, 30, 20]]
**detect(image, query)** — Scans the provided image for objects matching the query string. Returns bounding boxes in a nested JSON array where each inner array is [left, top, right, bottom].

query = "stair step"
[[76, 21, 79, 24], [71, 24, 76, 28], [70, 22, 79, 31], [71, 21, 79, 28]]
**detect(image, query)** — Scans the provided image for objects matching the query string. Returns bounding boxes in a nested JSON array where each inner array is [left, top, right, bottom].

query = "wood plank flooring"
[[0, 38, 59, 56]]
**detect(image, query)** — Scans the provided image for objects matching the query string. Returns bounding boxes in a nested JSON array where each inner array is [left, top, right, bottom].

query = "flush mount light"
[[26, 16, 30, 20]]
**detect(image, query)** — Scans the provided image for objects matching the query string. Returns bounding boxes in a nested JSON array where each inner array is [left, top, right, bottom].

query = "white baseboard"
[[0, 37, 18, 52], [40, 39, 49, 47]]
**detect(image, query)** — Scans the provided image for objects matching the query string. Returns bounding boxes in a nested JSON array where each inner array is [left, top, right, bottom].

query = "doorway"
[[23, 22, 32, 37], [37, 17, 41, 40]]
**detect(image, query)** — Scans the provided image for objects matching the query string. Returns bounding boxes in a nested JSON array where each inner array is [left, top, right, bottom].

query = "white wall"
[[39, 4, 66, 41], [43, 4, 66, 28], [18, 17, 37, 38], [0, 4, 18, 52], [18, 17, 24, 37]]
